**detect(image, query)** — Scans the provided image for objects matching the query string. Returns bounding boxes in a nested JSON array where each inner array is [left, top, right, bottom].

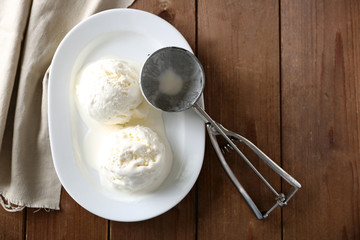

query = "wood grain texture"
[[110, 192, 196, 240], [131, 0, 196, 50], [281, 0, 360, 239], [26, 189, 107, 240], [0, 207, 24, 240], [110, 0, 197, 239], [197, 0, 282, 239]]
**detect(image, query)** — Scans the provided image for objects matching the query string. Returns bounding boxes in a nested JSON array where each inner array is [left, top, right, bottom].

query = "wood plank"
[[0, 207, 24, 240], [110, 1, 197, 239], [281, 0, 360, 239], [110, 192, 196, 239], [131, 0, 196, 50], [26, 189, 107, 240], [197, 0, 282, 239]]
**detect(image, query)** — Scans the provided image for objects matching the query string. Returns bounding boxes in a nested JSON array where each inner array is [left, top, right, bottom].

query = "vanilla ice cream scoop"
[[76, 58, 143, 124], [100, 125, 172, 192]]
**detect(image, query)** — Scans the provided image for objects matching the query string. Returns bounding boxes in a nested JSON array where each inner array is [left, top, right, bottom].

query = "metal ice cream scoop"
[[140, 46, 301, 220]]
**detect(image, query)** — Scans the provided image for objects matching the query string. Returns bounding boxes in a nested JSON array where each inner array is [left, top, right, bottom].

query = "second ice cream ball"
[[100, 125, 172, 192]]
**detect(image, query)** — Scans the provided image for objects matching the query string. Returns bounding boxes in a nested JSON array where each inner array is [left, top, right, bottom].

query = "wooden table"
[[1, 0, 359, 239]]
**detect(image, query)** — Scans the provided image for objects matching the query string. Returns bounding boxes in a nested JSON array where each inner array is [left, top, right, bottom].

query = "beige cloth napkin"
[[0, 0, 134, 211]]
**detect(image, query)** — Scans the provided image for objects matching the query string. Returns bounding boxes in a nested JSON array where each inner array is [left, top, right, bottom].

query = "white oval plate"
[[49, 9, 205, 221]]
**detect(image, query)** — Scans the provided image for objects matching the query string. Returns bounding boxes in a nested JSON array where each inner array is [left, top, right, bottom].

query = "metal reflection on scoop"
[[140, 47, 204, 112], [140, 46, 301, 220]]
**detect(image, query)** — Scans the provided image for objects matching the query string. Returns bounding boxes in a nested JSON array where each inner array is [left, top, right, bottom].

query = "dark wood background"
[[1, 0, 360, 239]]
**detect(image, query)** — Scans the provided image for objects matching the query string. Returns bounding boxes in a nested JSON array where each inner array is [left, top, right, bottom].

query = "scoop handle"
[[192, 103, 301, 219], [193, 103, 236, 148], [193, 103, 263, 218]]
